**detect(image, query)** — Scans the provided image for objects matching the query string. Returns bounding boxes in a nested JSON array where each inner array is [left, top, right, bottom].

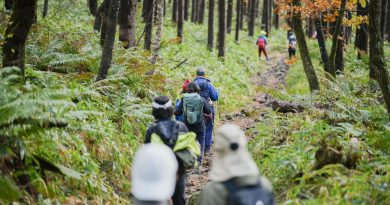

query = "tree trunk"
[[207, 0, 215, 50], [235, 0, 241, 42], [119, 0, 137, 48], [369, 0, 390, 113], [240, 0, 244, 30], [184, 0, 189, 20], [315, 17, 330, 73], [273, 2, 279, 29], [42, 0, 49, 18], [380, 0, 388, 38], [386, 0, 390, 43], [88, 0, 98, 16], [144, 0, 154, 50], [2, 0, 37, 81], [173, 0, 178, 22], [262, 0, 269, 34], [355, 2, 369, 59], [292, 0, 320, 91], [100, 0, 111, 47], [267, 0, 272, 33], [248, 0, 256, 36], [96, 0, 120, 81], [191, 0, 198, 22], [94, 2, 105, 31], [177, 0, 184, 42], [345, 12, 352, 45], [151, 0, 164, 64], [335, 33, 344, 73], [218, 0, 226, 57], [197, 0, 205, 23], [227, 0, 233, 33], [4, 0, 13, 10], [328, 0, 347, 77]]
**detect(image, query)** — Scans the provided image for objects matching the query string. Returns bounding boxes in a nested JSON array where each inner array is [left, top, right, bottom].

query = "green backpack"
[[183, 93, 204, 125], [151, 131, 200, 169]]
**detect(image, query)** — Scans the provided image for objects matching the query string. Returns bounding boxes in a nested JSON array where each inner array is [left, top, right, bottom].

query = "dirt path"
[[185, 54, 290, 200]]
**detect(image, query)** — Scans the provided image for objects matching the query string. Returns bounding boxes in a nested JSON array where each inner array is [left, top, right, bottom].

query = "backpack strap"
[[223, 177, 263, 193]]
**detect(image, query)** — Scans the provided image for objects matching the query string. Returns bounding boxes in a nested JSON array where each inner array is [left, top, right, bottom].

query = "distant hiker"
[[197, 124, 275, 205], [256, 31, 269, 61], [132, 144, 178, 205], [175, 82, 211, 163], [193, 68, 219, 155], [287, 32, 297, 58], [175, 80, 191, 122], [145, 96, 192, 205]]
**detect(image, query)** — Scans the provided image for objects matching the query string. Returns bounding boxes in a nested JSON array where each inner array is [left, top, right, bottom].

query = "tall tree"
[[151, 0, 165, 64], [369, 0, 390, 113], [248, 0, 256, 36], [119, 0, 137, 48], [2, 0, 37, 81], [94, 2, 105, 31], [227, 0, 233, 33], [235, 0, 241, 41], [218, 0, 226, 57], [88, 0, 98, 16], [273, 2, 279, 29], [100, 0, 110, 47], [380, 0, 388, 38], [355, 2, 368, 59], [335, 32, 345, 73], [197, 0, 206, 23], [96, 0, 120, 81], [292, 0, 320, 91], [144, 0, 154, 50], [173, 0, 178, 22], [177, 0, 184, 42], [315, 17, 330, 73], [386, 0, 390, 42], [207, 0, 215, 50], [184, 0, 189, 20], [191, 0, 198, 22], [328, 0, 347, 77], [240, 0, 244, 30], [262, 0, 269, 34], [42, 0, 49, 18]]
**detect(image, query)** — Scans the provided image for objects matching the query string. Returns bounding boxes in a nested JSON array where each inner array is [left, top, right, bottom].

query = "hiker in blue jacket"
[[193, 68, 219, 155]]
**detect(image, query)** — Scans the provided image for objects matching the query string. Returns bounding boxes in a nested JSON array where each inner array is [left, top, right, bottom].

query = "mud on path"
[[185, 54, 291, 202]]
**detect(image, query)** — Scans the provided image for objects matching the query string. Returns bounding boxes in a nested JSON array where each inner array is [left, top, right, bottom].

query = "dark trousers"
[[204, 106, 215, 152], [288, 48, 296, 58], [258, 47, 269, 60], [172, 174, 186, 205]]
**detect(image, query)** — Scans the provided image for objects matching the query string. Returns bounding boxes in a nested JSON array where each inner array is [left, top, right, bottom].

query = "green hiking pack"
[[183, 93, 204, 125], [151, 131, 200, 169]]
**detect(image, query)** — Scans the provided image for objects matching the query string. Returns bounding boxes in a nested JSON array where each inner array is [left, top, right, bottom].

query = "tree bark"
[[144, 0, 154, 50], [273, 2, 279, 29], [100, 0, 111, 47], [227, 0, 233, 33], [119, 0, 137, 48], [328, 0, 347, 77], [96, 0, 120, 81], [386, 0, 390, 43], [261, 0, 269, 34], [292, 0, 320, 91], [248, 0, 256, 36], [191, 0, 198, 22], [235, 0, 241, 41], [197, 0, 205, 23], [88, 0, 98, 16], [380, 0, 388, 38], [2, 0, 37, 81], [184, 0, 189, 20], [369, 0, 390, 113], [42, 0, 49, 18], [335, 33, 344, 73], [218, 0, 226, 57], [173, 0, 178, 22], [315, 17, 330, 73], [240, 0, 244, 30], [142, 0, 149, 20], [177, 0, 184, 42], [207, 0, 215, 50], [355, 2, 369, 59], [151, 0, 164, 64], [94, 2, 105, 31], [267, 0, 272, 33], [345, 12, 352, 45]]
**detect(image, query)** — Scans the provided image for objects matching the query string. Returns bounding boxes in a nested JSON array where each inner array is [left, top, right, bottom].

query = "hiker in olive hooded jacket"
[[174, 82, 211, 163], [197, 124, 275, 205], [145, 96, 188, 205]]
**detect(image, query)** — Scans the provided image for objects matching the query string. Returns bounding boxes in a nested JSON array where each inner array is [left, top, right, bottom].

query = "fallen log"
[[271, 100, 304, 113]]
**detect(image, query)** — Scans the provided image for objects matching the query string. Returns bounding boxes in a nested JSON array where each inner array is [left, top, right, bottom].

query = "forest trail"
[[186, 53, 290, 200]]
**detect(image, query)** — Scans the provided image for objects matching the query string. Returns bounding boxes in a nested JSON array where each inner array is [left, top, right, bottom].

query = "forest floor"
[[186, 53, 290, 200]]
